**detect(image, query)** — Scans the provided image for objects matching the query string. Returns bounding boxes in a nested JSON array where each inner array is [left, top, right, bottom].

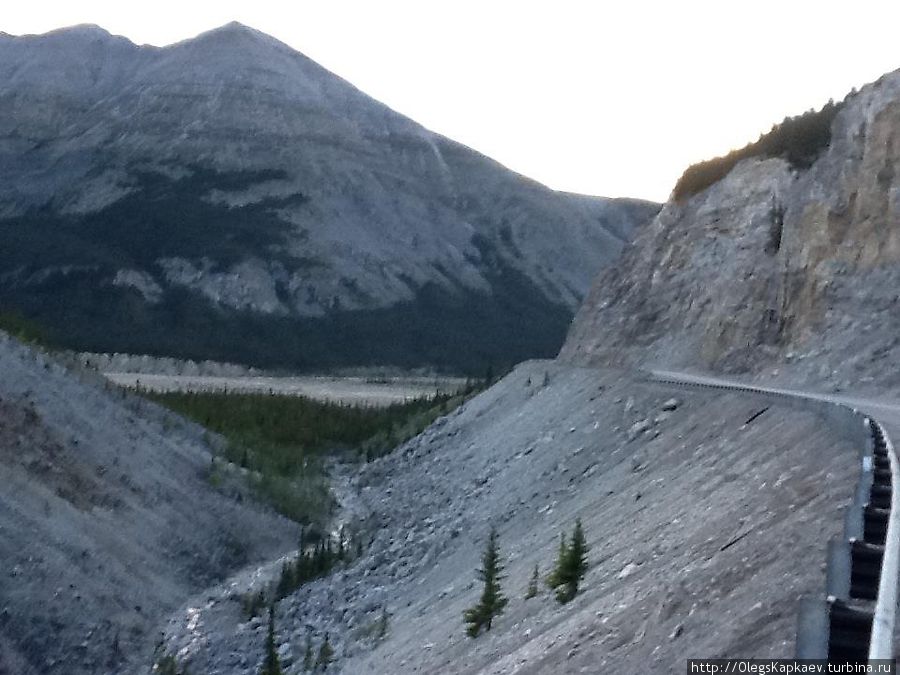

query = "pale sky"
[[5, 1, 900, 202]]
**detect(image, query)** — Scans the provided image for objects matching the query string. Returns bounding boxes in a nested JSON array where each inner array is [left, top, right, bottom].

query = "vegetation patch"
[[145, 382, 483, 524], [673, 98, 845, 202], [0, 231, 571, 375], [0, 307, 50, 346]]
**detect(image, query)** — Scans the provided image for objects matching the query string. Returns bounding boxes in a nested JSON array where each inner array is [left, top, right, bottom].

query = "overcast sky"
[[6, 1, 900, 202]]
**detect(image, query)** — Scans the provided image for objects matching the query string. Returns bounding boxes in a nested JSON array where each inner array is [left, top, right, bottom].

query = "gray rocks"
[[627, 419, 651, 441], [150, 360, 861, 675], [0, 334, 298, 675], [661, 398, 681, 412]]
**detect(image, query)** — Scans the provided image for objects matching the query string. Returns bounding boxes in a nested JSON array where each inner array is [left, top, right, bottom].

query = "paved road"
[[652, 368, 900, 657], [651, 369, 900, 440]]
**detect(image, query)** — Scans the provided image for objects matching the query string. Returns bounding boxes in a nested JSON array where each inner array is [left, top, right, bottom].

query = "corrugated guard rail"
[[647, 371, 899, 662]]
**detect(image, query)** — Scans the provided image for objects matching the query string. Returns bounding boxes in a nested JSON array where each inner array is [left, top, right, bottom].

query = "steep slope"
[[0, 23, 658, 373], [0, 334, 298, 674], [156, 362, 856, 673], [560, 69, 900, 391]]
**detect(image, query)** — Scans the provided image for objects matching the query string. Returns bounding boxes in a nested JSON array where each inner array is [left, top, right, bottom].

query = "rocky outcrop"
[[0, 23, 658, 372], [561, 69, 900, 390]]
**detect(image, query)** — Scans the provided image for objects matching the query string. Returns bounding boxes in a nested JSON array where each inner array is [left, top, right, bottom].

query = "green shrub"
[[0, 308, 50, 346], [672, 98, 844, 201]]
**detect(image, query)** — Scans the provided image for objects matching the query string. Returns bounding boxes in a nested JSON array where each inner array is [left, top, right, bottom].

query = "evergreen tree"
[[276, 562, 292, 598], [260, 605, 283, 675], [567, 519, 589, 581], [463, 528, 508, 638], [554, 519, 590, 604], [547, 532, 568, 590], [315, 633, 334, 671], [244, 589, 267, 618], [525, 563, 540, 599]]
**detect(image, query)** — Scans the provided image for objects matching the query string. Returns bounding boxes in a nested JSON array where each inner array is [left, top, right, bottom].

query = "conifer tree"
[[525, 563, 540, 599], [315, 633, 334, 671], [276, 562, 292, 598], [547, 532, 568, 591], [463, 528, 508, 637], [260, 604, 282, 675], [554, 519, 589, 603], [567, 519, 589, 581]]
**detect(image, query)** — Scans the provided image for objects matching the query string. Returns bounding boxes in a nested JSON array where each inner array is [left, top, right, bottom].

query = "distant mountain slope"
[[0, 334, 298, 675], [560, 68, 900, 391], [0, 23, 658, 373]]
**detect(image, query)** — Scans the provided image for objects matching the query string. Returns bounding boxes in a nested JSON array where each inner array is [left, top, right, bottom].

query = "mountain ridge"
[[0, 22, 658, 373]]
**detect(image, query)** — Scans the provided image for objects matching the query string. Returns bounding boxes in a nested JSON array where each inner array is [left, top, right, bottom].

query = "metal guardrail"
[[647, 372, 899, 663]]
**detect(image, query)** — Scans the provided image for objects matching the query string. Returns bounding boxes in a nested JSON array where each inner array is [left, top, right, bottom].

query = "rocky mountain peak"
[[0, 22, 658, 373], [177, 20, 295, 56]]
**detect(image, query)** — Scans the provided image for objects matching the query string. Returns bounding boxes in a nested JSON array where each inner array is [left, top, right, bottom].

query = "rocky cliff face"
[[0, 23, 658, 373], [561, 69, 900, 390]]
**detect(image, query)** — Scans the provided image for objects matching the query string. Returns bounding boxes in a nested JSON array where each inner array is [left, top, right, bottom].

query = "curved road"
[[650, 369, 900, 440], [651, 368, 900, 658]]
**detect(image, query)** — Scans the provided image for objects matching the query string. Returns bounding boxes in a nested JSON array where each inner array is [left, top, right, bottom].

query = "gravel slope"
[[158, 360, 857, 674], [0, 335, 299, 674]]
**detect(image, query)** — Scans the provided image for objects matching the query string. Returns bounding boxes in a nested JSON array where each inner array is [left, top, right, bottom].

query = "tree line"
[[672, 97, 845, 202]]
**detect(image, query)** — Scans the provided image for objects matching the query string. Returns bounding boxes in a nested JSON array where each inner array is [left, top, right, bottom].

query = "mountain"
[[561, 69, 900, 392], [0, 23, 658, 374]]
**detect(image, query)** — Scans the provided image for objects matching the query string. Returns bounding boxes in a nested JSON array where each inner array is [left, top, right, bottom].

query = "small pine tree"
[[567, 519, 589, 580], [463, 528, 508, 638], [276, 562, 292, 598], [315, 633, 334, 671], [260, 605, 283, 675], [554, 519, 590, 604], [155, 655, 179, 675], [547, 532, 568, 590], [525, 563, 540, 599]]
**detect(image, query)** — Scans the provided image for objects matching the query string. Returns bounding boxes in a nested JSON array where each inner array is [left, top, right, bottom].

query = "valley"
[[3, 13, 900, 675]]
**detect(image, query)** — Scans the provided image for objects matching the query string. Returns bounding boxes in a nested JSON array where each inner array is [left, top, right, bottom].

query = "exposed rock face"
[[0, 23, 658, 372], [561, 70, 900, 389]]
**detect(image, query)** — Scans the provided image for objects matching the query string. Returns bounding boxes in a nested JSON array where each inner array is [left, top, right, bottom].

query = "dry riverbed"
[[104, 373, 468, 406]]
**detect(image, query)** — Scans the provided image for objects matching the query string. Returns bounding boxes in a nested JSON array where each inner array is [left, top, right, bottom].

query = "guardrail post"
[[646, 373, 899, 661], [796, 597, 829, 658], [826, 538, 851, 599]]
